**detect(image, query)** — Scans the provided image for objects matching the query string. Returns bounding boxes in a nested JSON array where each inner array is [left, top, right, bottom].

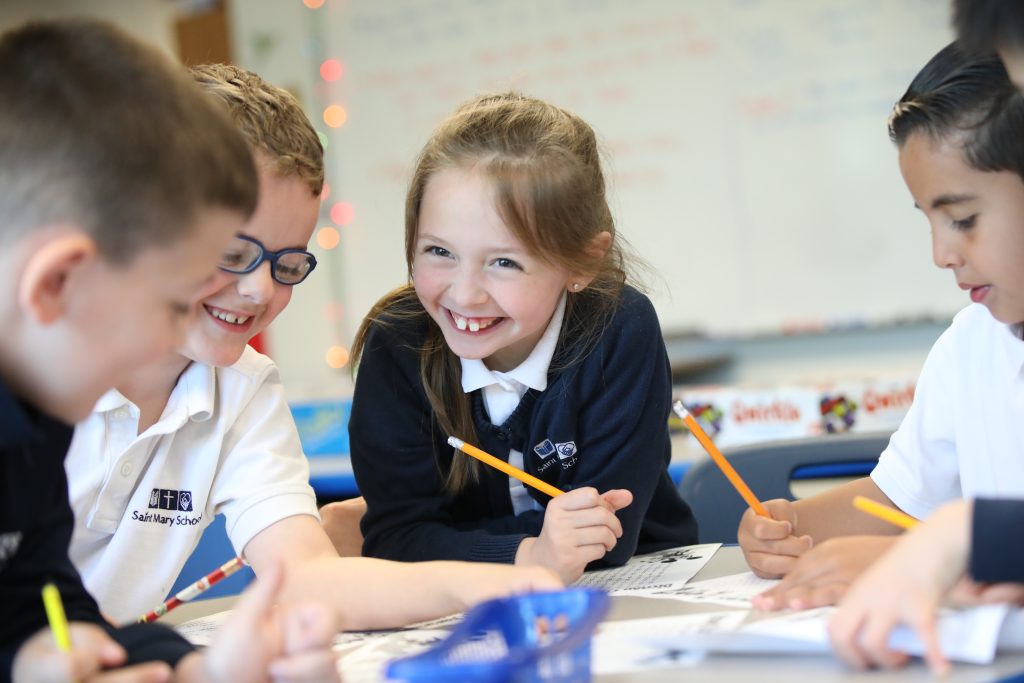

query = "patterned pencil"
[[137, 556, 245, 623]]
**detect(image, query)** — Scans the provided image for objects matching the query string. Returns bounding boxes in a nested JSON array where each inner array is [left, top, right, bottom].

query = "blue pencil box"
[[385, 588, 610, 683]]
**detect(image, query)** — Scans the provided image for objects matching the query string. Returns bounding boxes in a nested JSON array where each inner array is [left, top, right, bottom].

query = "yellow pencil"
[[853, 495, 918, 530], [42, 581, 72, 652], [672, 400, 771, 518], [447, 436, 564, 499]]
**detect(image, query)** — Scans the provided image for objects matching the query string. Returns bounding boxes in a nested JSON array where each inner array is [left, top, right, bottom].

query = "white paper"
[[175, 610, 231, 646], [338, 629, 450, 683], [572, 543, 720, 594], [644, 570, 777, 607], [592, 611, 745, 674]]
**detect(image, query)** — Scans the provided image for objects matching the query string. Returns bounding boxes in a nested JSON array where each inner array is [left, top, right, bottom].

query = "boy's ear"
[[18, 234, 97, 324]]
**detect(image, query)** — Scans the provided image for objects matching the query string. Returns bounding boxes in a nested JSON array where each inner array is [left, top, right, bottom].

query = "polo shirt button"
[[120, 462, 133, 477]]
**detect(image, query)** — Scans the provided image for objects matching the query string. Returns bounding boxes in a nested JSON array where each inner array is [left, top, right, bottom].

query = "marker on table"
[[137, 556, 245, 623], [42, 581, 72, 652], [447, 436, 564, 499], [671, 400, 771, 518], [852, 495, 918, 530]]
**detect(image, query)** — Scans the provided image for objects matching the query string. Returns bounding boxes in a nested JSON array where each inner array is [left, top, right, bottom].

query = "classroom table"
[[163, 546, 1024, 682]]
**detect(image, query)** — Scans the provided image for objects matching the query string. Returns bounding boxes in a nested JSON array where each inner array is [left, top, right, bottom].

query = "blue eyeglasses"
[[218, 235, 317, 285]]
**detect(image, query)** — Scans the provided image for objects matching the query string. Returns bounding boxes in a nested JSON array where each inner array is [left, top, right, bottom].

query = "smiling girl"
[[348, 92, 697, 583]]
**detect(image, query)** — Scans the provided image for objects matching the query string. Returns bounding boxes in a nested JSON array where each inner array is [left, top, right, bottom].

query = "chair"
[[319, 496, 367, 557], [677, 431, 892, 544]]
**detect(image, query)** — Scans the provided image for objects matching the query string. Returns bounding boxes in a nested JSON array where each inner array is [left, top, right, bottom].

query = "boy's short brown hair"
[[191, 64, 324, 196], [0, 19, 257, 263]]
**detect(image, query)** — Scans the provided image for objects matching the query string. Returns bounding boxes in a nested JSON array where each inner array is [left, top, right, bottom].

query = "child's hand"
[[12, 622, 171, 683], [751, 536, 897, 611], [201, 560, 340, 683], [516, 487, 633, 583], [828, 501, 972, 675], [737, 498, 811, 578]]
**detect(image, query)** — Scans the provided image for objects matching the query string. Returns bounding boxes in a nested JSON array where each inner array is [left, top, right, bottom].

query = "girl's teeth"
[[468, 320, 480, 332], [455, 316, 467, 331]]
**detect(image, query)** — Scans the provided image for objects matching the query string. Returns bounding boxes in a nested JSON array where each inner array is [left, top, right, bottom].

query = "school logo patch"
[[554, 441, 577, 460], [149, 488, 194, 512], [533, 439, 557, 459]]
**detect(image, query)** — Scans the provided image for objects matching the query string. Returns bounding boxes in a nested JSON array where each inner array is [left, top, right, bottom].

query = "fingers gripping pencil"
[[672, 400, 771, 518], [137, 556, 245, 623]]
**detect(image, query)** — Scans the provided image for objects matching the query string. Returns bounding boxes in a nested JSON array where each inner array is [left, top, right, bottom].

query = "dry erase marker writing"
[[447, 436, 564, 498], [852, 495, 918, 530], [42, 581, 72, 652], [137, 556, 245, 623], [672, 400, 771, 518]]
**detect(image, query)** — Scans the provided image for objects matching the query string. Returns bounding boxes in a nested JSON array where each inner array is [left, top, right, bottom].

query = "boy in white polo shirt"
[[65, 64, 560, 628]]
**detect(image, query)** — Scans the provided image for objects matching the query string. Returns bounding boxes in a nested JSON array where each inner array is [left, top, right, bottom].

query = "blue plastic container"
[[386, 588, 609, 683]]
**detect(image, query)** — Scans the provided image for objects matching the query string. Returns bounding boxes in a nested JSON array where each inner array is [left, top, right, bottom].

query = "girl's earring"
[[572, 282, 581, 292]]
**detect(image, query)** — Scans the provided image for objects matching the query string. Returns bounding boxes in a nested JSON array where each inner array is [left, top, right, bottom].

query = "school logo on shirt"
[[554, 441, 577, 460], [148, 488, 194, 512], [533, 438, 579, 473], [533, 439, 557, 459]]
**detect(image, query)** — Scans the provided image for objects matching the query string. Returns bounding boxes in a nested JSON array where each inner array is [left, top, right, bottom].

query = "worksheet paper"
[[624, 604, 1016, 665], [643, 570, 778, 607], [572, 543, 720, 594]]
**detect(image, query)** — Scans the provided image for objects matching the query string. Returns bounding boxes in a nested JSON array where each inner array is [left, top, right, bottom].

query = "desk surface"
[[165, 547, 1024, 682]]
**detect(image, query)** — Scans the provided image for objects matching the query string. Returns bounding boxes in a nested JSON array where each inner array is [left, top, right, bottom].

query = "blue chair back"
[[678, 431, 891, 544]]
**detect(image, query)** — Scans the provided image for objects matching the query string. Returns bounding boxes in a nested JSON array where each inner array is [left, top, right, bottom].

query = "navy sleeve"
[[350, 322, 527, 563], [969, 498, 1024, 584], [0, 442, 194, 681], [561, 292, 678, 565]]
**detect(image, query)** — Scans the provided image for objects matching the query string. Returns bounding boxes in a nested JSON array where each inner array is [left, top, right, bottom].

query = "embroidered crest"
[[533, 439, 556, 459], [554, 441, 577, 460]]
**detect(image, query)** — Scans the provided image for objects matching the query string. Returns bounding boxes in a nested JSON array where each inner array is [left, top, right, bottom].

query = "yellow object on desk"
[[671, 400, 771, 518], [852, 495, 918, 530], [447, 436, 564, 499], [42, 581, 72, 652]]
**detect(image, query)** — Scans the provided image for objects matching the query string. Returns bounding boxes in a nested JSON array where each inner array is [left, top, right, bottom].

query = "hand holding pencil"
[[449, 435, 632, 584]]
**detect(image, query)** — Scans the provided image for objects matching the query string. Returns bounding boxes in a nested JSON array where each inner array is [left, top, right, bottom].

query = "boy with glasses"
[[64, 63, 560, 631]]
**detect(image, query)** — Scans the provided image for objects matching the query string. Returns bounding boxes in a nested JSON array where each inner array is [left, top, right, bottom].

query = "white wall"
[[1, 1, 955, 397]]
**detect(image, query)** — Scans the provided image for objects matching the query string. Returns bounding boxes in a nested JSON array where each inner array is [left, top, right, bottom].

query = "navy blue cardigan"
[[349, 285, 697, 565]]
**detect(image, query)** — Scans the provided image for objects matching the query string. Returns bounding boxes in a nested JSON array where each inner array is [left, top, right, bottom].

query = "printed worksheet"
[[175, 610, 231, 646], [572, 543, 720, 594], [337, 628, 450, 683], [645, 570, 777, 607]]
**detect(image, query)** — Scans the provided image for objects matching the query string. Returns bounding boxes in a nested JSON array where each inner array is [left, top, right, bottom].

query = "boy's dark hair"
[[0, 19, 258, 263], [191, 64, 324, 196], [954, 0, 1024, 52], [888, 41, 1024, 177]]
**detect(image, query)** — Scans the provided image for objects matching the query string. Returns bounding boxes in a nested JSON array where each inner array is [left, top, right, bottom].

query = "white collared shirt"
[[65, 346, 318, 623], [872, 304, 1024, 519], [460, 294, 565, 516]]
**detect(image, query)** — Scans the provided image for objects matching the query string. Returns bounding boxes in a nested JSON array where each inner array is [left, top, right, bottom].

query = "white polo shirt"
[[460, 294, 565, 516], [872, 304, 1024, 519], [65, 346, 318, 624]]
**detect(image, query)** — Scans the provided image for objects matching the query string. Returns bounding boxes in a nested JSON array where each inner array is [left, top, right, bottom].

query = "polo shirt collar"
[[91, 361, 215, 425], [460, 293, 566, 394]]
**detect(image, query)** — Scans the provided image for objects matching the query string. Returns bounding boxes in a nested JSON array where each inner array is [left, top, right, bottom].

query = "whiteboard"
[[323, 0, 963, 337]]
